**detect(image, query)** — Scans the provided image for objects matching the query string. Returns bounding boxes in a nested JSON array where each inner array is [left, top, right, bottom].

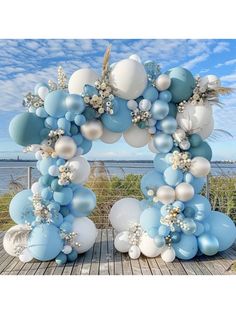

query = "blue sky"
[[0, 39, 236, 160]]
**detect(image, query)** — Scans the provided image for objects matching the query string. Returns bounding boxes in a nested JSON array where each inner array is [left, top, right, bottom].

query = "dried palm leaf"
[[102, 45, 112, 79], [207, 129, 233, 142]]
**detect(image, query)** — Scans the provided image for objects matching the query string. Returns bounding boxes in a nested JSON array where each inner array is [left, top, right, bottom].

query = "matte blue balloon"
[[163, 166, 183, 187], [9, 112, 45, 146], [83, 84, 98, 96], [80, 138, 92, 154], [140, 207, 161, 232], [70, 124, 79, 135], [29, 106, 36, 113], [182, 218, 197, 235], [158, 225, 170, 236], [65, 111, 76, 122], [53, 187, 73, 206], [153, 133, 173, 153], [51, 213, 63, 227], [159, 90, 172, 102], [60, 221, 72, 233], [45, 117, 58, 130], [147, 227, 159, 238], [56, 159, 66, 166], [198, 233, 219, 256], [205, 211, 236, 251], [55, 252, 67, 265], [60, 206, 70, 217], [184, 172, 194, 184], [194, 222, 204, 236], [183, 207, 195, 218], [142, 85, 159, 102], [101, 97, 132, 132], [154, 235, 165, 248], [151, 100, 169, 120], [9, 189, 35, 224], [36, 107, 48, 118], [191, 177, 206, 194], [160, 204, 168, 216], [57, 118, 71, 134], [41, 187, 53, 200], [28, 224, 63, 261], [153, 153, 170, 173], [39, 157, 57, 176], [140, 199, 151, 210], [74, 114, 86, 126], [166, 67, 195, 103], [65, 94, 85, 113], [189, 134, 203, 148], [158, 116, 177, 134], [172, 201, 185, 211], [140, 170, 165, 197], [185, 195, 211, 221], [170, 232, 181, 243], [168, 102, 177, 118], [40, 128, 50, 139], [39, 174, 54, 186], [34, 82, 49, 95], [63, 214, 75, 224], [173, 234, 198, 260], [70, 187, 96, 217], [72, 133, 83, 146], [67, 250, 78, 262], [83, 107, 97, 121], [189, 141, 212, 161], [44, 90, 67, 118], [47, 201, 60, 212]]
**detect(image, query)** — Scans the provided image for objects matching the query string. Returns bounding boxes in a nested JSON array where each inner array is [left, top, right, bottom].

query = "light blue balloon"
[[38, 174, 54, 187], [153, 133, 173, 153], [168, 102, 177, 118], [65, 94, 85, 113], [56, 159, 65, 166], [163, 166, 183, 187], [67, 249, 78, 262], [45, 116, 58, 130], [198, 233, 219, 256], [159, 90, 172, 102], [182, 218, 197, 235], [36, 107, 48, 118], [83, 107, 97, 121], [205, 211, 236, 251], [9, 112, 45, 146], [185, 195, 211, 221], [140, 199, 151, 210], [183, 207, 195, 218], [172, 201, 185, 211], [47, 201, 60, 212], [194, 222, 204, 236], [158, 116, 177, 134], [153, 153, 170, 173], [80, 138, 92, 154], [158, 225, 170, 236], [34, 82, 49, 95], [154, 235, 165, 248], [170, 232, 181, 243], [142, 85, 159, 102], [184, 172, 194, 184], [57, 118, 71, 134], [53, 187, 73, 206], [74, 114, 86, 126], [63, 214, 75, 223], [140, 207, 161, 233], [173, 234, 198, 260], [70, 124, 79, 135], [60, 221, 72, 233], [151, 100, 169, 120], [39, 157, 57, 176], [72, 133, 83, 146], [9, 189, 35, 224], [51, 213, 63, 227], [147, 227, 159, 238], [48, 165, 59, 177], [189, 141, 212, 161], [55, 252, 67, 265], [44, 90, 67, 118], [140, 170, 165, 197], [65, 111, 76, 122], [191, 177, 206, 194], [41, 187, 53, 201], [60, 206, 70, 217], [70, 187, 96, 217], [101, 97, 132, 132], [83, 84, 98, 96], [28, 224, 64, 261]]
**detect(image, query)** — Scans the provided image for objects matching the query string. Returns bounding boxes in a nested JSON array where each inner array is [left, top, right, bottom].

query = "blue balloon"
[[154, 235, 165, 248], [194, 222, 204, 236], [39, 157, 57, 176], [72, 134, 83, 146], [40, 128, 50, 139], [166, 67, 195, 103], [153, 153, 170, 173], [198, 233, 219, 256], [158, 116, 177, 134], [140, 207, 161, 233], [84, 84, 98, 96], [159, 90, 172, 102], [205, 211, 236, 251], [191, 177, 206, 194], [171, 232, 181, 243], [168, 102, 177, 118], [101, 97, 132, 132], [185, 195, 211, 221], [63, 214, 75, 224], [70, 187, 96, 217], [182, 218, 197, 235], [47, 201, 60, 212], [189, 134, 203, 148], [140, 170, 165, 197], [70, 124, 79, 135], [142, 85, 159, 102], [65, 94, 85, 113], [65, 111, 76, 122], [56, 159, 66, 166], [28, 224, 64, 261], [183, 207, 195, 218], [60, 206, 70, 217], [74, 114, 86, 126], [173, 234, 198, 260], [9, 189, 35, 224], [67, 249, 78, 262], [184, 172, 194, 184], [151, 100, 169, 120], [60, 221, 72, 233], [153, 133, 173, 153], [53, 187, 73, 206], [41, 187, 53, 200], [51, 213, 63, 227], [55, 252, 67, 265], [36, 107, 48, 118], [80, 138, 92, 154], [9, 112, 45, 146], [147, 227, 159, 238], [158, 225, 170, 236], [34, 82, 49, 95], [39, 174, 54, 186], [83, 107, 97, 121], [57, 118, 71, 134], [45, 116, 58, 129], [44, 90, 67, 118], [172, 201, 185, 211], [189, 141, 212, 161], [163, 166, 183, 187]]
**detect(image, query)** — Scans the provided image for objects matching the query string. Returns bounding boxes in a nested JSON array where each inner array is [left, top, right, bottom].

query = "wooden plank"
[[71, 253, 85, 275], [155, 256, 171, 275], [35, 261, 51, 275], [99, 229, 109, 275], [89, 229, 102, 275], [44, 260, 58, 275], [130, 257, 142, 275], [164, 259, 179, 275], [26, 261, 41, 275], [62, 261, 76, 275], [80, 246, 94, 275], [9, 260, 25, 275], [138, 255, 152, 275], [179, 260, 197, 275], [113, 229, 123, 275], [172, 259, 187, 275], [146, 258, 162, 275], [18, 260, 35, 275], [107, 228, 115, 275], [121, 253, 133, 275], [195, 255, 221, 275], [0, 257, 19, 275], [0, 253, 15, 274]]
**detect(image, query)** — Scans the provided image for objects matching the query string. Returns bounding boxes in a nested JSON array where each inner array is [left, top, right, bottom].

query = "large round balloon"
[[68, 68, 99, 95], [109, 198, 143, 232], [189, 141, 213, 161], [163, 166, 184, 187], [173, 234, 198, 260], [65, 155, 90, 184], [100, 127, 122, 144], [140, 206, 161, 234], [166, 67, 195, 103], [197, 115, 214, 139], [70, 186, 96, 217], [205, 211, 236, 251], [44, 90, 67, 118], [185, 194, 211, 221], [54, 136, 77, 160], [9, 112, 45, 146], [9, 189, 35, 224], [153, 153, 170, 173], [3, 224, 31, 256], [139, 233, 162, 257], [28, 224, 63, 261], [53, 187, 73, 205], [198, 233, 219, 256], [109, 59, 147, 100], [140, 170, 165, 197], [123, 125, 150, 148], [72, 217, 98, 253]]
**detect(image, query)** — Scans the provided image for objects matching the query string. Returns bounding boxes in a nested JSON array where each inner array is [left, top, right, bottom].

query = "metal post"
[[27, 166, 32, 189], [206, 174, 210, 199]]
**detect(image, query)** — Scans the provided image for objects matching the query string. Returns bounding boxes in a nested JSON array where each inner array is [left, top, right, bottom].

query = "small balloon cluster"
[[4, 46, 236, 265]]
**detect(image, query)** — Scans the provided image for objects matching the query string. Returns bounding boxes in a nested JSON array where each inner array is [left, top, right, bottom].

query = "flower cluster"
[[147, 188, 159, 203], [32, 194, 51, 222], [60, 230, 81, 248], [23, 92, 44, 109], [48, 66, 68, 91], [58, 165, 72, 186], [160, 205, 181, 232], [47, 129, 64, 147], [170, 151, 191, 172], [128, 223, 143, 246]]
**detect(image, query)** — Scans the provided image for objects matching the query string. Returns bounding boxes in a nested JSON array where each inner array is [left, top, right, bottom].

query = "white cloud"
[[181, 53, 209, 70], [213, 41, 230, 53], [221, 72, 236, 82]]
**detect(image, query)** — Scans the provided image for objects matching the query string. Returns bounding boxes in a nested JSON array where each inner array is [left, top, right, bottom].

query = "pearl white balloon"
[[155, 74, 171, 91], [161, 246, 176, 263], [127, 100, 138, 110], [179, 139, 190, 150], [173, 128, 186, 143], [65, 155, 90, 184], [123, 125, 150, 148], [109, 59, 147, 100], [190, 157, 211, 177], [35, 151, 43, 160], [139, 99, 151, 111], [175, 182, 194, 202], [129, 54, 142, 63], [139, 233, 162, 257], [38, 86, 49, 100], [68, 68, 99, 95], [129, 245, 141, 259], [100, 127, 122, 144], [109, 198, 143, 232], [72, 217, 98, 254], [157, 185, 176, 205], [114, 231, 130, 253], [19, 248, 33, 263], [31, 182, 42, 195], [196, 115, 214, 139], [81, 120, 103, 141], [3, 224, 31, 257], [148, 137, 159, 153], [55, 136, 77, 160], [62, 245, 73, 254]]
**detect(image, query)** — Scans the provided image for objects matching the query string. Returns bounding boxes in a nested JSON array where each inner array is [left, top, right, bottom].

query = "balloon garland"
[[4, 47, 236, 265]]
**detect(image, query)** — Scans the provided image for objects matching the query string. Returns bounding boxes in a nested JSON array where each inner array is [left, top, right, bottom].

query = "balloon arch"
[[4, 47, 236, 264]]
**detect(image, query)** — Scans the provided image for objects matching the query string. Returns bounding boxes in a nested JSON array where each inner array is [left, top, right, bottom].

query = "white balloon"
[[38, 86, 49, 100], [35, 151, 43, 160], [62, 245, 73, 255], [127, 100, 138, 110], [68, 68, 99, 95], [114, 231, 130, 253], [148, 137, 159, 153], [139, 99, 152, 111], [179, 139, 190, 150], [161, 246, 176, 263], [31, 182, 42, 195], [80, 120, 103, 141], [109, 198, 143, 232], [129, 54, 142, 63], [139, 233, 162, 257], [123, 125, 150, 148], [65, 155, 90, 184], [129, 245, 141, 259], [157, 185, 176, 205], [55, 136, 77, 160], [100, 127, 122, 144], [72, 217, 98, 254], [3, 224, 31, 257], [173, 128, 186, 143], [200, 75, 221, 90], [109, 59, 147, 100], [196, 115, 214, 139], [19, 248, 33, 263], [190, 157, 211, 177], [175, 182, 194, 202], [155, 74, 171, 91]]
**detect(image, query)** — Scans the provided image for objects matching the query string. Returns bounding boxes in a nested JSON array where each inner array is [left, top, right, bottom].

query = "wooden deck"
[[0, 230, 236, 275]]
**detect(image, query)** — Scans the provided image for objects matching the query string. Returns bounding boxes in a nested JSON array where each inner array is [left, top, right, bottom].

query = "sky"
[[0, 39, 236, 161]]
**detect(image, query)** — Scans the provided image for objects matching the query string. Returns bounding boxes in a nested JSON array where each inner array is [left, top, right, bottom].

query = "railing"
[[0, 162, 236, 230]]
